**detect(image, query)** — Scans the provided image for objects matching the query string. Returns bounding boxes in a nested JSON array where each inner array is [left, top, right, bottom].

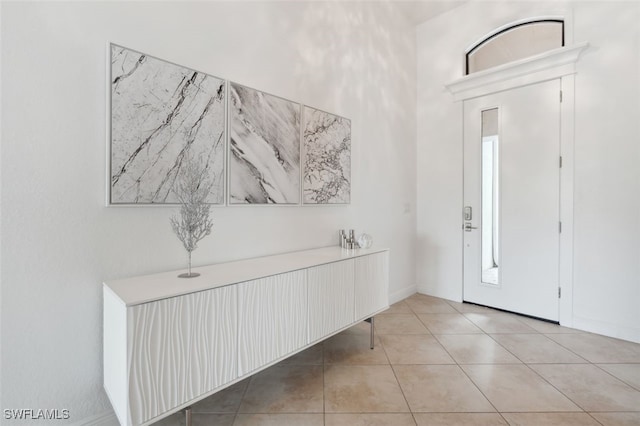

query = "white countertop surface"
[[104, 246, 389, 307]]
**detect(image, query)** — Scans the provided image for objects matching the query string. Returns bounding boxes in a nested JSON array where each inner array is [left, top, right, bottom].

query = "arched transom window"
[[466, 20, 564, 74]]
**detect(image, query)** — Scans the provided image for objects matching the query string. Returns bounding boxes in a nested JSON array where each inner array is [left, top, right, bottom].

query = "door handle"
[[464, 222, 478, 232]]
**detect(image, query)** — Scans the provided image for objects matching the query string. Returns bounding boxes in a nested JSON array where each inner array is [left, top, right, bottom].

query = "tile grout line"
[[444, 298, 599, 418], [442, 299, 620, 421], [462, 302, 595, 415], [591, 363, 640, 393], [232, 377, 253, 425], [520, 333, 640, 414], [440, 300, 513, 425], [484, 334, 530, 364], [541, 332, 598, 362], [520, 362, 590, 412], [586, 412, 608, 426], [187, 295, 640, 425], [378, 330, 417, 425], [322, 341, 326, 426], [402, 299, 507, 421], [435, 301, 508, 422]]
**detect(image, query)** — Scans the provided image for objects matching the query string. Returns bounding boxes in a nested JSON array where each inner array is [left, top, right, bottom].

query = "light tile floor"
[[155, 293, 640, 426]]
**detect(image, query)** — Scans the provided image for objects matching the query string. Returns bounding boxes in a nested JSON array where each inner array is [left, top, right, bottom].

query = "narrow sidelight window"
[[481, 108, 499, 285]]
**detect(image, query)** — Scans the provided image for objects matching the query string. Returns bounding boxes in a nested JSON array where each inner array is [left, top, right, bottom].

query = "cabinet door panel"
[[308, 260, 355, 342], [237, 270, 307, 376], [128, 286, 237, 425], [354, 252, 389, 320]]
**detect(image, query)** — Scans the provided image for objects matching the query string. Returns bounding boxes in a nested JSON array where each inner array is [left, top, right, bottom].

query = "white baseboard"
[[572, 316, 640, 345], [70, 410, 118, 426], [389, 285, 417, 304], [416, 285, 463, 303]]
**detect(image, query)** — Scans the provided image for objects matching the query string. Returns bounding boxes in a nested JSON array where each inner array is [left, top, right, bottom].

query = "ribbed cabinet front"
[[127, 286, 237, 425], [307, 260, 355, 342], [237, 270, 308, 376]]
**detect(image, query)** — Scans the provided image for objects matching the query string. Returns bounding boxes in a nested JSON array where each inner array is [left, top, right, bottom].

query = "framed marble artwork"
[[109, 44, 226, 204], [302, 106, 351, 204], [228, 82, 301, 204]]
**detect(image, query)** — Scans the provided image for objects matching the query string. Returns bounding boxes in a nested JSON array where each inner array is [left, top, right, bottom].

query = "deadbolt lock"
[[464, 206, 473, 221]]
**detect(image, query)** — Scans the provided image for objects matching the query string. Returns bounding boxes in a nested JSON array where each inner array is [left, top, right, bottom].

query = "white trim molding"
[[446, 42, 589, 101], [558, 75, 576, 328], [390, 285, 418, 305]]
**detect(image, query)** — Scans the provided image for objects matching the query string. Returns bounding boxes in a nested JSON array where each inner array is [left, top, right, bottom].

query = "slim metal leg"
[[364, 317, 374, 349], [184, 406, 192, 426], [370, 317, 375, 349]]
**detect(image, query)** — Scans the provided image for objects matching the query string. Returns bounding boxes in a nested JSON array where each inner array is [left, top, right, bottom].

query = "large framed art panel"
[[228, 83, 301, 205], [109, 44, 226, 205], [302, 106, 351, 204]]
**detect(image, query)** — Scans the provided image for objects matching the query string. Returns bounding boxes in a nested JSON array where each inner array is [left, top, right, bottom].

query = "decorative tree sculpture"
[[170, 157, 213, 278]]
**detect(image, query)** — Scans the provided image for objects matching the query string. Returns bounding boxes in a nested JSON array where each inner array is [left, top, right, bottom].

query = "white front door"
[[463, 79, 561, 321]]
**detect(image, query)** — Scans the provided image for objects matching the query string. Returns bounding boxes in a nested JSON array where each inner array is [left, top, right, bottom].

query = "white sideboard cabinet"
[[104, 246, 389, 426]]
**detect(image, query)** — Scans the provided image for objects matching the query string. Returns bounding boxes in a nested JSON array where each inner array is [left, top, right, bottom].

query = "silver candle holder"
[[339, 229, 357, 249]]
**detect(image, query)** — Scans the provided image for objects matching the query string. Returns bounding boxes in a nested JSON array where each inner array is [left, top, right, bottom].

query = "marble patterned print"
[[228, 83, 300, 204], [110, 45, 225, 204], [302, 107, 351, 204]]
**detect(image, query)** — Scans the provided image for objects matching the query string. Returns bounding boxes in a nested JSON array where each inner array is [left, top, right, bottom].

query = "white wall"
[[416, 1, 640, 343], [0, 1, 417, 423]]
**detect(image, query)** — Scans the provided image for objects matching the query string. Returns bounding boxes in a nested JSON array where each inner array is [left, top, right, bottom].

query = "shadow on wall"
[[289, 1, 416, 190]]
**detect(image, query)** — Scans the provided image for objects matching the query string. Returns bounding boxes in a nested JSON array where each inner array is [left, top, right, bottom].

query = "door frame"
[[446, 42, 588, 327]]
